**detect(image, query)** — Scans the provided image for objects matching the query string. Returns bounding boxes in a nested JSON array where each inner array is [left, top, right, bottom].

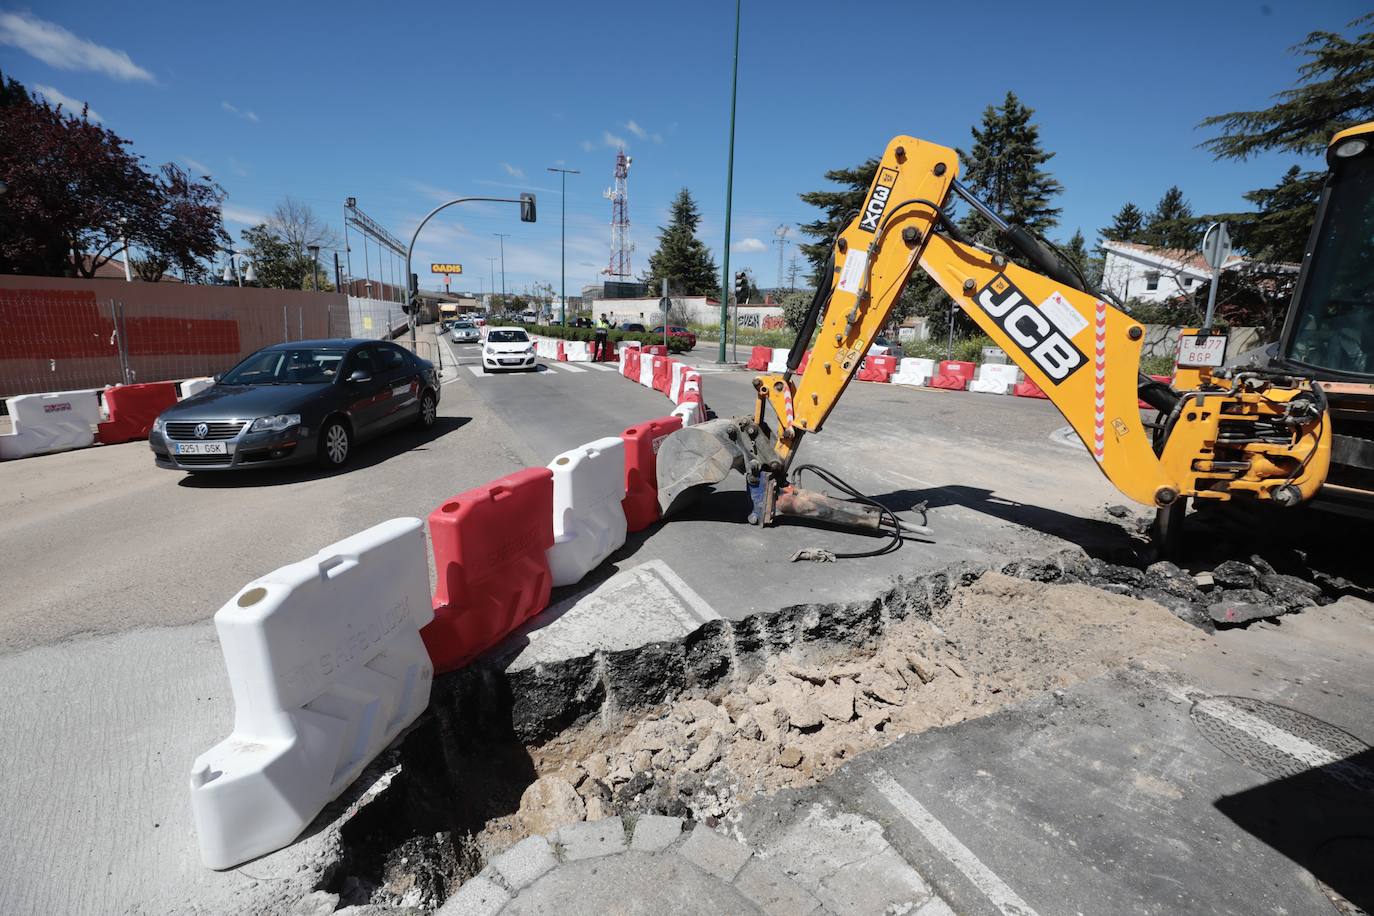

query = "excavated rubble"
[[319, 542, 1359, 911]]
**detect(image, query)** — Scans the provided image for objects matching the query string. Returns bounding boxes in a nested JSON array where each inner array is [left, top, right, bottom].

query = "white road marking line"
[[586, 363, 617, 371], [870, 770, 1041, 916], [547, 362, 588, 373], [465, 366, 490, 378], [1192, 698, 1342, 769]]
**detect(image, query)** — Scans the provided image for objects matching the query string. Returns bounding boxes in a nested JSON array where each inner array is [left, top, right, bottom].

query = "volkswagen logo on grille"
[[194, 422, 210, 440]]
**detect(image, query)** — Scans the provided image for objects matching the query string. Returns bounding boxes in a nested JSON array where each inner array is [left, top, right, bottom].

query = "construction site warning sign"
[[430, 263, 463, 274]]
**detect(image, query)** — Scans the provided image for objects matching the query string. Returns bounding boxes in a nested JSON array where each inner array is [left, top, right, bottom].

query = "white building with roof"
[[1099, 240, 1247, 304]]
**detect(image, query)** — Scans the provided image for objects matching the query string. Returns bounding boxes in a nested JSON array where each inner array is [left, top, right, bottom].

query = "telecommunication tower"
[[602, 148, 634, 277], [773, 225, 790, 289]]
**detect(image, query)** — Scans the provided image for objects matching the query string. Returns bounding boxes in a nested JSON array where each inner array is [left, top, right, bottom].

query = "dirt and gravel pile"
[[492, 571, 1206, 849]]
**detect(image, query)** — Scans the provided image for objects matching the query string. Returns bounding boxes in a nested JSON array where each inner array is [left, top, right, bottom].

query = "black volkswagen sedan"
[[150, 339, 440, 471]]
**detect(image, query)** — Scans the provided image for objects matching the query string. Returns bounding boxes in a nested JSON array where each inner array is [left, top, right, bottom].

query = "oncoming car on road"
[[482, 327, 536, 372], [449, 320, 480, 343], [149, 339, 439, 472]]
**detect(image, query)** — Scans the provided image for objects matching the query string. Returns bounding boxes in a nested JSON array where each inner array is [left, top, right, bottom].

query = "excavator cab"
[[657, 133, 1333, 554]]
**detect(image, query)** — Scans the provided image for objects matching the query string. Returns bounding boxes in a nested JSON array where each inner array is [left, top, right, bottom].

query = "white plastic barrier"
[[672, 401, 703, 427], [179, 377, 215, 399], [968, 363, 1020, 395], [668, 362, 689, 402], [0, 389, 102, 460], [639, 354, 657, 388], [546, 436, 628, 586], [565, 340, 592, 362], [892, 357, 937, 387], [766, 347, 789, 373], [869, 342, 891, 356], [190, 517, 434, 870]]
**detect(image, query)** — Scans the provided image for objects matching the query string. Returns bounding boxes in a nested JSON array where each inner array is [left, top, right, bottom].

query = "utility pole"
[[494, 233, 509, 304], [717, 0, 742, 363], [773, 225, 789, 291], [547, 167, 580, 326]]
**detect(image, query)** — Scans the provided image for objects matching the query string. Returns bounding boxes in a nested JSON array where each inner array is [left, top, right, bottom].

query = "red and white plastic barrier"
[[1014, 379, 1049, 399], [968, 363, 1020, 395], [857, 354, 898, 383], [564, 340, 592, 362], [190, 517, 434, 869], [621, 415, 683, 532], [0, 389, 102, 460], [638, 352, 657, 388], [422, 467, 554, 674], [621, 345, 642, 380], [546, 436, 628, 586], [766, 347, 789, 373], [892, 357, 936, 386], [746, 346, 771, 371], [97, 382, 179, 444]]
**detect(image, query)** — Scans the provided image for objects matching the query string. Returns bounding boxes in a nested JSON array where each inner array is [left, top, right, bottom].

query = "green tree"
[[1060, 229, 1102, 288], [957, 91, 1063, 244], [1139, 186, 1198, 250], [641, 189, 720, 297], [1100, 203, 1145, 242], [240, 224, 301, 289], [797, 158, 877, 280], [1199, 12, 1374, 162], [1218, 165, 1323, 264]]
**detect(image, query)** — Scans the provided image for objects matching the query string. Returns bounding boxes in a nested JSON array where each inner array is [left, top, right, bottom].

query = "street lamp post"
[[403, 195, 535, 346], [487, 258, 498, 311], [222, 250, 256, 287], [308, 244, 321, 291], [494, 233, 509, 305], [546, 167, 580, 326], [717, 0, 743, 363], [118, 217, 133, 282]]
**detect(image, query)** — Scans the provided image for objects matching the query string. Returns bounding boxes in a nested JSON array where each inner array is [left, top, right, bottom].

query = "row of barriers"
[[615, 341, 707, 428], [0, 376, 216, 460], [191, 396, 693, 868]]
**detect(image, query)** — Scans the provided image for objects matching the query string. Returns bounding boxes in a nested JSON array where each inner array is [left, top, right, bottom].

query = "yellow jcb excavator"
[[656, 131, 1336, 552]]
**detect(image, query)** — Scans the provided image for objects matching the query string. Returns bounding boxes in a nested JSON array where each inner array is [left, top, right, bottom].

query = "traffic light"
[[734, 270, 749, 305]]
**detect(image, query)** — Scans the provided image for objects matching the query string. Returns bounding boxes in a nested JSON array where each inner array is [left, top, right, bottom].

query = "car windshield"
[[488, 330, 529, 343], [454, 322, 474, 329], [220, 347, 347, 385]]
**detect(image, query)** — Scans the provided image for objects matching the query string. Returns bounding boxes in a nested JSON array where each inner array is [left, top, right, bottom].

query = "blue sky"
[[1, 1, 1367, 296]]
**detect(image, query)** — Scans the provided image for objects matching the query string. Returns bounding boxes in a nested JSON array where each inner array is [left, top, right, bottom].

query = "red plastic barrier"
[[642, 344, 668, 357], [857, 354, 898, 383], [652, 357, 673, 394], [797, 350, 812, 373], [1013, 380, 1049, 399], [96, 382, 179, 444], [623, 347, 641, 379], [557, 340, 567, 361], [621, 415, 683, 532], [938, 360, 976, 381], [421, 467, 555, 673], [746, 346, 771, 371], [929, 374, 969, 391], [599, 341, 617, 362], [1138, 374, 1173, 409]]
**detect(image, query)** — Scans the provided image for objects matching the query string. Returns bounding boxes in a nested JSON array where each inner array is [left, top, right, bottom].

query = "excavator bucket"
[[656, 419, 747, 516]]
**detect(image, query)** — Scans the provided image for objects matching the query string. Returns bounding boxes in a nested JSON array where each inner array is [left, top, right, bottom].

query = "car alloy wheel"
[[418, 392, 437, 429], [319, 420, 351, 468]]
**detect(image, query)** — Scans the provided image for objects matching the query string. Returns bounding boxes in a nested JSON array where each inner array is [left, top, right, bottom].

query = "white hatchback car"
[[482, 327, 537, 372]]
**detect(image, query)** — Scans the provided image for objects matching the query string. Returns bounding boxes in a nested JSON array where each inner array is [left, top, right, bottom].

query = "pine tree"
[[1101, 203, 1145, 242], [1061, 229, 1102, 287], [641, 189, 720, 297], [1140, 186, 1198, 250], [797, 158, 878, 280], [1235, 165, 1322, 263], [957, 91, 1063, 244]]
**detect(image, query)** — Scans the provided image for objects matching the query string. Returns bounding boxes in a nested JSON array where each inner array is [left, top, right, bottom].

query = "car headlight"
[[250, 414, 301, 432], [152, 415, 166, 433]]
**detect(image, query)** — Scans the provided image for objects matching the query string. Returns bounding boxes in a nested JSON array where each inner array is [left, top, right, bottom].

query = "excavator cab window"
[[1286, 149, 1374, 377]]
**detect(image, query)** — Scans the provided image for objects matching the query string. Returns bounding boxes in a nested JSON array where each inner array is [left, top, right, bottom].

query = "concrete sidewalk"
[[436, 815, 953, 916]]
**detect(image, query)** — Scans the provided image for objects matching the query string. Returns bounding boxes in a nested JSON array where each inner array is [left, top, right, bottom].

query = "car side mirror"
[[348, 370, 372, 383]]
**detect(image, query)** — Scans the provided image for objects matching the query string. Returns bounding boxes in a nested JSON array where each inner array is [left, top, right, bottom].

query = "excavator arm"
[[657, 134, 1330, 546]]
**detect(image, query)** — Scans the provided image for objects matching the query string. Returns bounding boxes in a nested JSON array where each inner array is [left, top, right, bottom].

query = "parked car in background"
[[619, 322, 646, 333], [449, 320, 480, 343], [650, 325, 697, 349], [149, 339, 439, 472], [482, 327, 536, 372]]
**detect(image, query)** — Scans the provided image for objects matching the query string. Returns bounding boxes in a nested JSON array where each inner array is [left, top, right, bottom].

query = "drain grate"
[[1189, 695, 1373, 792]]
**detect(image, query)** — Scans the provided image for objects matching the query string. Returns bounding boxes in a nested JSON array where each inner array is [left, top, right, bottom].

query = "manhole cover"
[[1189, 695, 1373, 792]]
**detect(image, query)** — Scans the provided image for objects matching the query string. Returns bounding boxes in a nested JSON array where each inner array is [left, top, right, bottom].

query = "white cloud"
[[0, 12, 153, 82], [222, 203, 268, 226], [603, 131, 627, 149], [501, 162, 525, 179], [580, 139, 595, 152], [651, 132, 663, 144], [407, 180, 459, 203], [731, 238, 768, 254], [221, 101, 259, 123], [31, 84, 101, 122], [183, 157, 211, 176], [229, 157, 249, 177], [625, 120, 647, 140]]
